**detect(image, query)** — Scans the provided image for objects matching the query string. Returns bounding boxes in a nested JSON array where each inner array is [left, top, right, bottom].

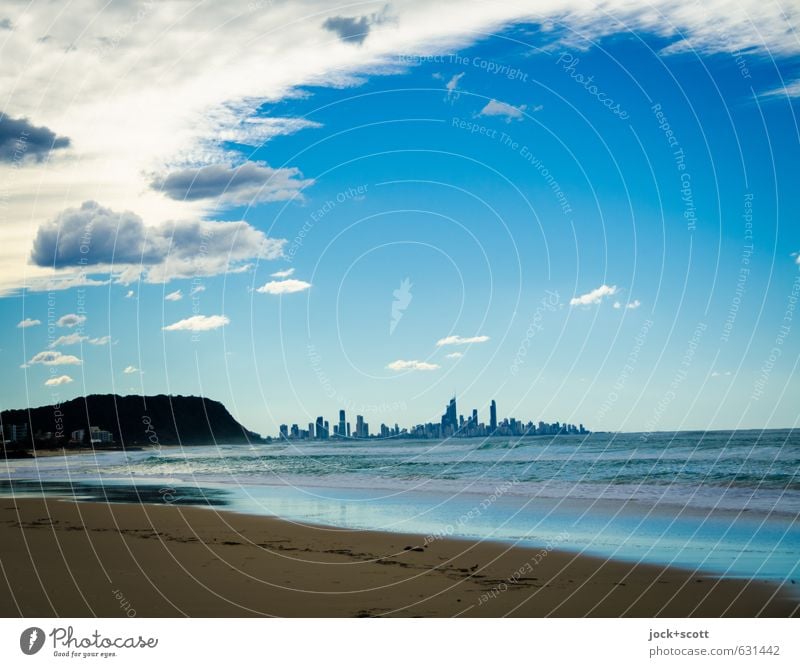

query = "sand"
[[0, 498, 796, 617]]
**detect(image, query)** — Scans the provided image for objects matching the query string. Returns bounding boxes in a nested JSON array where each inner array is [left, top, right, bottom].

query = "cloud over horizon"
[[570, 285, 618, 306], [163, 314, 230, 331], [256, 279, 312, 295], [387, 359, 440, 371], [44, 374, 74, 386], [436, 334, 490, 346], [27, 350, 82, 366]]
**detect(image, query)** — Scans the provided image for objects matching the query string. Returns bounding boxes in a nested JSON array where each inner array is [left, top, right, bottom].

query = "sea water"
[[2, 429, 798, 581]]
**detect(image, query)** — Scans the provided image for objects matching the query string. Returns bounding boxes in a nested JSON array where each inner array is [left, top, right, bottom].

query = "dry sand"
[[0, 498, 796, 617]]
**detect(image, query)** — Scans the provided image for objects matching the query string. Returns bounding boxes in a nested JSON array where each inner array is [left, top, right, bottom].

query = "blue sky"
[[1, 3, 798, 435]]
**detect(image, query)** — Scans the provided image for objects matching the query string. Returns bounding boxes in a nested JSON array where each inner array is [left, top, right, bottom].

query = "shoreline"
[[1, 497, 796, 617]]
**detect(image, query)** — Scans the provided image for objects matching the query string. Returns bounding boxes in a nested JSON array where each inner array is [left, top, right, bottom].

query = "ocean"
[[2, 429, 798, 582]]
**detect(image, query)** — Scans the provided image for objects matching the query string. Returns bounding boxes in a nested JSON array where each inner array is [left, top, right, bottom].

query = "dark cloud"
[[323, 16, 372, 44], [31, 201, 155, 267], [30, 201, 285, 281], [0, 114, 70, 162], [322, 7, 389, 45], [0, 18, 13, 30], [150, 161, 313, 204]]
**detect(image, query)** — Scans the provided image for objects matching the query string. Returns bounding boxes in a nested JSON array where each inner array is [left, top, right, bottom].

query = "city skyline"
[[275, 395, 588, 441]]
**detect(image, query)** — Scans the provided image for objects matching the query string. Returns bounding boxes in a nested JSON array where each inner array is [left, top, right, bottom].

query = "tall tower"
[[490, 400, 497, 432], [315, 416, 324, 440], [338, 409, 346, 439]]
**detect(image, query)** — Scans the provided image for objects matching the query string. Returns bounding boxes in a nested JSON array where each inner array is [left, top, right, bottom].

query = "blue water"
[[2, 430, 798, 581]]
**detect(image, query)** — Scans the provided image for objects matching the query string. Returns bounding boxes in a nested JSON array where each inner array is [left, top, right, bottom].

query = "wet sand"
[[0, 498, 796, 617]]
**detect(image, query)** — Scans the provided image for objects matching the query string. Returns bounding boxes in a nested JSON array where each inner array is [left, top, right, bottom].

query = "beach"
[[1, 498, 796, 618]]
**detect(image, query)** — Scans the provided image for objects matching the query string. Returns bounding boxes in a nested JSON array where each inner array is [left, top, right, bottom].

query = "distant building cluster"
[[275, 397, 588, 441], [70, 426, 114, 444], [1, 422, 28, 444]]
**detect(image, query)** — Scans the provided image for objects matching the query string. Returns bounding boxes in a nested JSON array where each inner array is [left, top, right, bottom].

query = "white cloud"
[[270, 268, 296, 278], [88, 335, 111, 345], [189, 285, 206, 296], [17, 318, 41, 328], [28, 350, 82, 366], [436, 334, 490, 346], [445, 352, 463, 359], [163, 314, 230, 331], [613, 299, 641, 310], [57, 313, 86, 328], [256, 279, 312, 295], [125, 290, 135, 298], [792, 251, 800, 265], [49, 333, 87, 347], [570, 285, 618, 306], [123, 365, 140, 374], [387, 359, 440, 371], [478, 99, 527, 121], [757, 79, 800, 100], [44, 374, 74, 386], [165, 289, 183, 301]]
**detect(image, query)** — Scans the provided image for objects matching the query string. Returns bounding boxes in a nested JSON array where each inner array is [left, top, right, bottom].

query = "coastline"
[[1, 498, 796, 618]]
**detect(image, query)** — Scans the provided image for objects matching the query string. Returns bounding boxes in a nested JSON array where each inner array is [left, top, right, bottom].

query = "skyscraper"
[[490, 400, 497, 432], [356, 415, 365, 439], [315, 416, 324, 440], [338, 409, 346, 439], [441, 397, 458, 434]]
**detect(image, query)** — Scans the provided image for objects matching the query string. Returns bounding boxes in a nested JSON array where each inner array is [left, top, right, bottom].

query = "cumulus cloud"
[[125, 290, 135, 298], [256, 279, 312, 295], [270, 267, 295, 278], [49, 333, 87, 347], [163, 314, 230, 331], [387, 359, 440, 371], [123, 365, 139, 374], [150, 161, 313, 205], [0, 114, 70, 163], [57, 313, 86, 328], [45, 374, 74, 386], [17, 318, 41, 328], [28, 350, 82, 366], [479, 99, 527, 121], [30, 201, 285, 284], [570, 285, 618, 306], [436, 334, 490, 346], [88, 335, 110, 345], [165, 289, 183, 301]]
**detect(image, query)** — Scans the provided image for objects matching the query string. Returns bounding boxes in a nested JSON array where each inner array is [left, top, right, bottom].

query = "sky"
[[1, 0, 799, 436]]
